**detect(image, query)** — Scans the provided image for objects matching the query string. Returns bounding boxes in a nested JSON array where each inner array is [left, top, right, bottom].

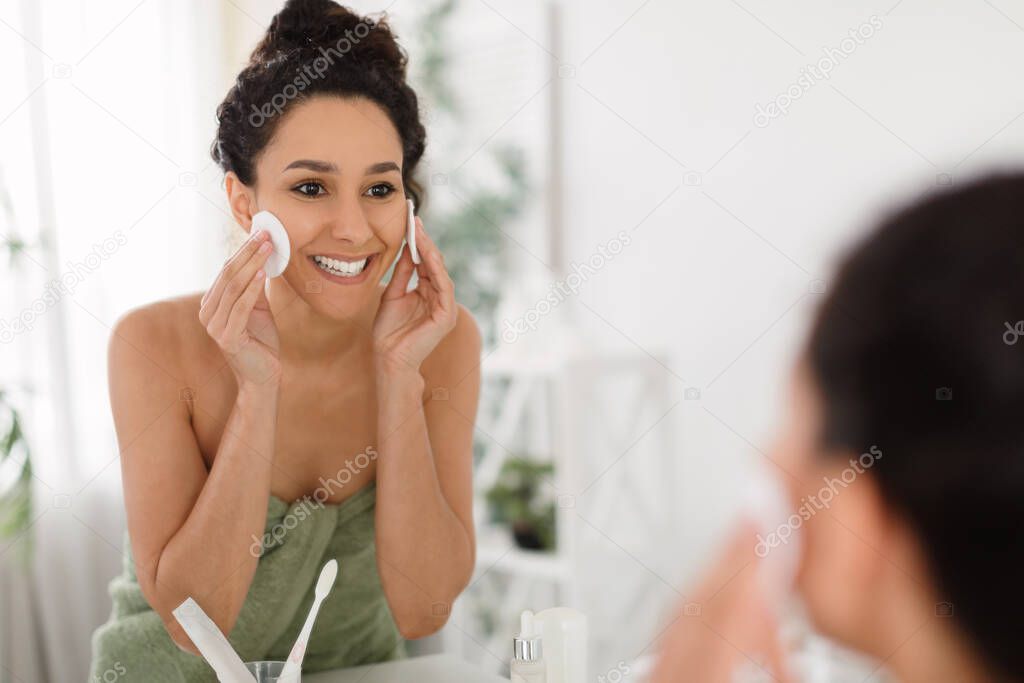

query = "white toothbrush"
[[280, 559, 339, 680]]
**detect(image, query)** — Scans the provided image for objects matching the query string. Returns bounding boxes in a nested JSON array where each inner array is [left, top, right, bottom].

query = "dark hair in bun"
[[210, 0, 426, 207]]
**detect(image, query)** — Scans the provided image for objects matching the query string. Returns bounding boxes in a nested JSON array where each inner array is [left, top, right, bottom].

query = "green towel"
[[88, 484, 406, 682]]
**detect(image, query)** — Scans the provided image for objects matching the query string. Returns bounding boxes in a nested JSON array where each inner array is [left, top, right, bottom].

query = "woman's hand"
[[651, 520, 794, 683], [198, 229, 281, 389], [372, 217, 457, 378]]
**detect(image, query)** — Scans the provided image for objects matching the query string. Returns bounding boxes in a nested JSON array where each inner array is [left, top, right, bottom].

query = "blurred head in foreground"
[[771, 172, 1024, 681]]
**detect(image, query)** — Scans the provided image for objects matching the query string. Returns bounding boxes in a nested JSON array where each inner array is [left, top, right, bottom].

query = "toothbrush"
[[280, 559, 339, 680], [406, 198, 421, 264], [172, 598, 255, 682]]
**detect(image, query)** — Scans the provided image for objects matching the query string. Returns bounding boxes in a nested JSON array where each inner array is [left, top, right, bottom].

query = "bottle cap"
[[513, 610, 543, 662]]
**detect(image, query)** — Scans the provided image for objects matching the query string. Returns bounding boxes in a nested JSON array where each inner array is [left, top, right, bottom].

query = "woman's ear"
[[224, 171, 256, 231]]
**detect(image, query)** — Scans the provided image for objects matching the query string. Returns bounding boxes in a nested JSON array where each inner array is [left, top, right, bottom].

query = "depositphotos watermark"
[[755, 445, 882, 557], [754, 15, 883, 128], [597, 660, 631, 683], [248, 17, 379, 128], [0, 230, 128, 344], [501, 230, 632, 344], [250, 446, 378, 557], [90, 661, 127, 683]]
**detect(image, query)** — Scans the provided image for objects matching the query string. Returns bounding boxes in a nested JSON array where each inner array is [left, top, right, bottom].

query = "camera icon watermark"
[[431, 387, 449, 401], [935, 387, 953, 401], [684, 387, 701, 401], [809, 278, 827, 294], [178, 172, 198, 187], [1003, 320, 1024, 345], [558, 64, 576, 79], [52, 63, 72, 79], [305, 279, 323, 294], [431, 602, 450, 617], [683, 601, 702, 617], [53, 493, 72, 509], [936, 172, 954, 186], [557, 493, 575, 509], [431, 173, 448, 186], [935, 601, 953, 617], [683, 170, 702, 187], [179, 387, 196, 402]]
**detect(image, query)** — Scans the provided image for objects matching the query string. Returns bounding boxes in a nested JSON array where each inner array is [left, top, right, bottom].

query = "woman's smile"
[[308, 251, 380, 285]]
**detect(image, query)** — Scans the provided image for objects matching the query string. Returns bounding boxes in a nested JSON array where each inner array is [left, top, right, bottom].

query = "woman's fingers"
[[202, 230, 262, 310], [382, 243, 415, 301], [414, 219, 455, 322], [221, 267, 266, 353], [204, 237, 272, 337], [652, 519, 793, 683], [200, 230, 269, 323]]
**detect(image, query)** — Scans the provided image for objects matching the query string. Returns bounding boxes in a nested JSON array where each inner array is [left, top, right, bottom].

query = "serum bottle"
[[511, 610, 546, 683]]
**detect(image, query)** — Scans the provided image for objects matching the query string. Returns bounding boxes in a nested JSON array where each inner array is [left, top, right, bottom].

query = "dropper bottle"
[[511, 609, 547, 683]]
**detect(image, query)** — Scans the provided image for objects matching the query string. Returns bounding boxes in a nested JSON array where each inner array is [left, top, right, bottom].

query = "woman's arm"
[[370, 215, 481, 638], [373, 304, 480, 639], [110, 303, 280, 654]]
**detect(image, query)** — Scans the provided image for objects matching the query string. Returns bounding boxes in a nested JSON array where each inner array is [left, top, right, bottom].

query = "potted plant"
[[484, 457, 556, 551]]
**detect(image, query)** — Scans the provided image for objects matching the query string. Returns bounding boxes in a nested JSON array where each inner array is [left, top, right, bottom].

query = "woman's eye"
[[293, 181, 325, 198], [366, 183, 395, 198]]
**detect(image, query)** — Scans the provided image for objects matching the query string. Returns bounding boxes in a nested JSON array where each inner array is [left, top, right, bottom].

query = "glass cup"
[[244, 661, 301, 683]]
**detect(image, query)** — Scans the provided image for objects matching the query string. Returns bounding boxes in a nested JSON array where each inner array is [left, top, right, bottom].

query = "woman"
[[89, 1, 480, 679], [653, 173, 1024, 682]]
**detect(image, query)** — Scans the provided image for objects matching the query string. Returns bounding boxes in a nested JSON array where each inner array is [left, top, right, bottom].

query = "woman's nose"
[[328, 200, 374, 245]]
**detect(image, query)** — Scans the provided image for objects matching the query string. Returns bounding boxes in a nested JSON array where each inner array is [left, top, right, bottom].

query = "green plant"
[[0, 390, 32, 542], [484, 457, 556, 551], [0, 167, 35, 544]]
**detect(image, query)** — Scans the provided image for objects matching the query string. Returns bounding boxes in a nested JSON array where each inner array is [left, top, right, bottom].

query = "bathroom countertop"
[[304, 653, 507, 682]]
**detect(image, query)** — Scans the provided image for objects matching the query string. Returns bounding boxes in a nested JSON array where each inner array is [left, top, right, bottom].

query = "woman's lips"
[[307, 253, 376, 285]]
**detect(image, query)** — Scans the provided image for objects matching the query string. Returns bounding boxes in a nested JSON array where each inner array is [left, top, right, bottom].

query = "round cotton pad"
[[406, 198, 421, 264], [251, 210, 290, 278]]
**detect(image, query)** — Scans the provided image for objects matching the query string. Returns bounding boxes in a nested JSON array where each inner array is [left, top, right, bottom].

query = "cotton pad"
[[744, 471, 801, 609], [406, 198, 421, 264], [251, 210, 291, 278]]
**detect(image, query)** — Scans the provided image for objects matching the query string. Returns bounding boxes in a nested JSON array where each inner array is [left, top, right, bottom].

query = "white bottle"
[[511, 610, 547, 683], [533, 607, 587, 683]]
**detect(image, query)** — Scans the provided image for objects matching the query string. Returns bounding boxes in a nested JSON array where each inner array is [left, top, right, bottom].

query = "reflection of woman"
[[654, 173, 1024, 682], [89, 1, 480, 679]]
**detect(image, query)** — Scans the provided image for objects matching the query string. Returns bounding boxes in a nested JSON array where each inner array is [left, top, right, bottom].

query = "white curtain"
[[0, 1, 231, 680]]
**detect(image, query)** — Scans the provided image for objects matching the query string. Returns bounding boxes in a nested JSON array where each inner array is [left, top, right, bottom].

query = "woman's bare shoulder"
[[109, 291, 219, 380]]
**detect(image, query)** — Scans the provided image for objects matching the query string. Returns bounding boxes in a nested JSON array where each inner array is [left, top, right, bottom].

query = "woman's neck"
[[869, 567, 995, 683], [267, 277, 381, 366], [883, 614, 994, 683]]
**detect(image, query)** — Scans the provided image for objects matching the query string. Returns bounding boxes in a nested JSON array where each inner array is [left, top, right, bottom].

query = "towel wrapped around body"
[[88, 484, 406, 682]]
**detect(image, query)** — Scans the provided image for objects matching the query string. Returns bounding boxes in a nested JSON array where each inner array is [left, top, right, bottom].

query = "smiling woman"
[[88, 1, 481, 680]]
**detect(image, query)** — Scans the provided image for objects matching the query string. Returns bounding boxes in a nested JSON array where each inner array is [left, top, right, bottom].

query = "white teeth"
[[313, 255, 369, 277]]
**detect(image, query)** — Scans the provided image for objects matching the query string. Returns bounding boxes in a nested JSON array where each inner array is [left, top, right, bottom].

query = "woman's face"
[[767, 363, 894, 654], [240, 94, 407, 318]]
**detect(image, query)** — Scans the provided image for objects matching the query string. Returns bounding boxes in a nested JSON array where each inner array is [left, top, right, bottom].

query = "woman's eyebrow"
[[281, 159, 400, 175], [365, 161, 400, 175], [283, 159, 338, 173]]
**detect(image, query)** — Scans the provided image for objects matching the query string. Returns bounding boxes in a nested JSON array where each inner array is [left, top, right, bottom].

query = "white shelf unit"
[[442, 346, 678, 676]]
